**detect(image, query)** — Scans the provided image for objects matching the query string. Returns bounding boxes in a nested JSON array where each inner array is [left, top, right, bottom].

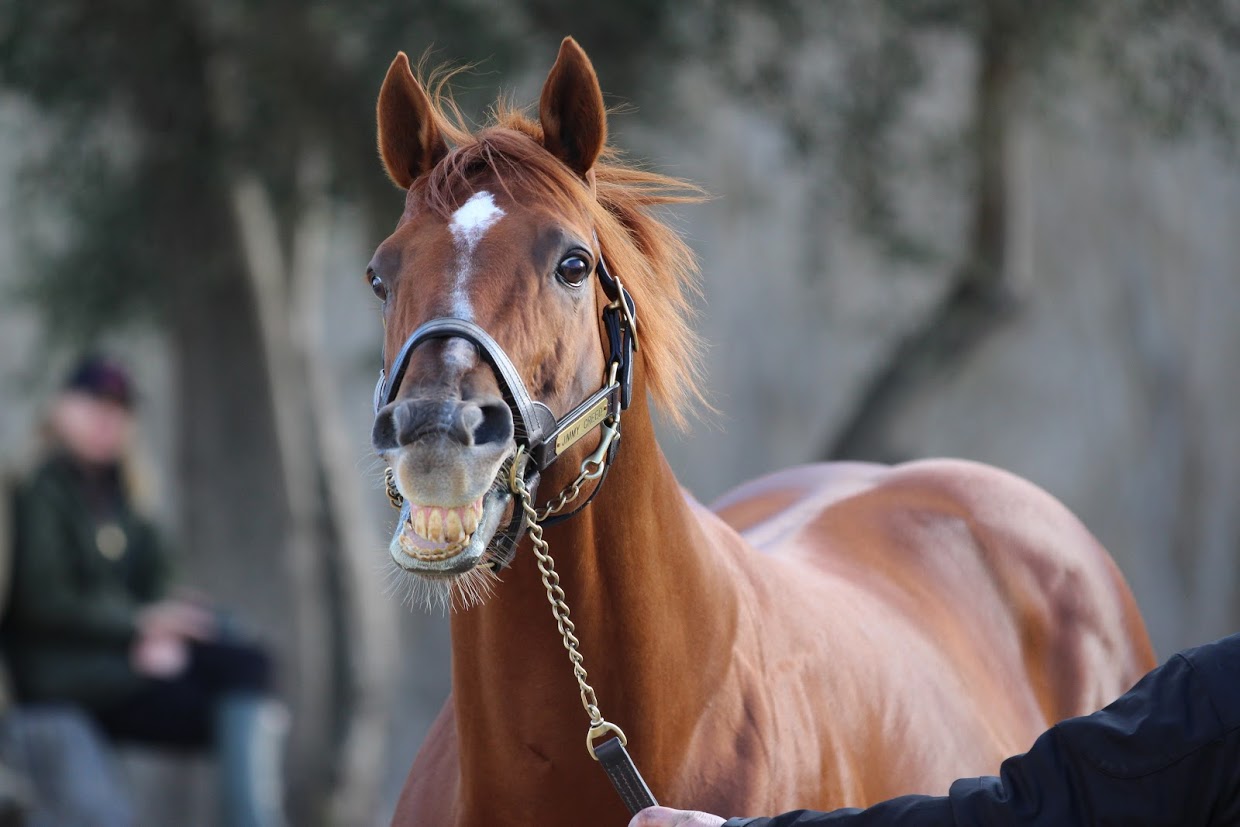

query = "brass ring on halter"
[[508, 445, 528, 494], [586, 720, 628, 761]]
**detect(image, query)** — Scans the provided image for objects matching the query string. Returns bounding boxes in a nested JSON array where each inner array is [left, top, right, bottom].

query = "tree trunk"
[[230, 175, 336, 824], [288, 149, 400, 825], [822, 8, 1018, 461], [87, 4, 306, 822], [233, 149, 401, 824]]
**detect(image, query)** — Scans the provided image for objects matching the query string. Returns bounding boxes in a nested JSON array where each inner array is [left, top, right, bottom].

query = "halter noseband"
[[373, 251, 636, 548]]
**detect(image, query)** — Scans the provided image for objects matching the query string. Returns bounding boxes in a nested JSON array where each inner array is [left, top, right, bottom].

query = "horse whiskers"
[[482, 527, 520, 571], [390, 561, 450, 614], [452, 564, 501, 611], [378, 555, 417, 604], [386, 549, 505, 615], [358, 454, 388, 480]]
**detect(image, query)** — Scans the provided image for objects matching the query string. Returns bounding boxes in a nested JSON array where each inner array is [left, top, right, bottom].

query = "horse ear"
[[539, 37, 607, 178], [377, 52, 448, 189]]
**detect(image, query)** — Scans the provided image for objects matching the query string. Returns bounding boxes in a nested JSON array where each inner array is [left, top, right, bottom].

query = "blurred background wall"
[[1, 1, 1237, 824]]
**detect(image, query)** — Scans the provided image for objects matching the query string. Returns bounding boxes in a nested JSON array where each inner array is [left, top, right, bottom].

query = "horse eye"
[[555, 254, 592, 286], [369, 273, 387, 301]]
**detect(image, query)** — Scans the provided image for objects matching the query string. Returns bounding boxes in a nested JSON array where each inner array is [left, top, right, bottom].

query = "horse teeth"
[[405, 499, 484, 545], [427, 508, 444, 543], [444, 509, 465, 544]]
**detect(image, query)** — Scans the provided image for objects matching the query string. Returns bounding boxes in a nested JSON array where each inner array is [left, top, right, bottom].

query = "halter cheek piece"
[[373, 251, 637, 553]]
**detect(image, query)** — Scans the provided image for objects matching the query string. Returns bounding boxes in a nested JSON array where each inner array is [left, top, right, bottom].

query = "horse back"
[[710, 458, 1155, 724]]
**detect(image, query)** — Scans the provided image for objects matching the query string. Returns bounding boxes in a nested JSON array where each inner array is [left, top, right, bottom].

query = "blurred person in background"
[[0, 355, 287, 827]]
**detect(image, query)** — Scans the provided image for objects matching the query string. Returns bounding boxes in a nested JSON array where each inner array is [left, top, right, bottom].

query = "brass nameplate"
[[555, 396, 610, 455]]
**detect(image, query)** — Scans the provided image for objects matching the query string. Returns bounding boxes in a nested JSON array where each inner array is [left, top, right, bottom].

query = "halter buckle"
[[607, 286, 638, 351]]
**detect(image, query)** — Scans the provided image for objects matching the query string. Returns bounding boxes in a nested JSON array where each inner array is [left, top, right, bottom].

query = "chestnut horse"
[[367, 38, 1154, 827]]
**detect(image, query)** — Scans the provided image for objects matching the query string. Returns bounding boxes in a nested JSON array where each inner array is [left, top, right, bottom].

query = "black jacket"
[[2, 456, 170, 707], [725, 633, 1240, 827]]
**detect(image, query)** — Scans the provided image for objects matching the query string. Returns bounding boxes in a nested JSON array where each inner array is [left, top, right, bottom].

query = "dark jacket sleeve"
[[127, 520, 173, 604], [9, 480, 138, 646], [725, 634, 1240, 827]]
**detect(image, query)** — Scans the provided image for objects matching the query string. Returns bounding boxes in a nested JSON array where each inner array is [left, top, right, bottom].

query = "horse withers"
[[365, 37, 1155, 827]]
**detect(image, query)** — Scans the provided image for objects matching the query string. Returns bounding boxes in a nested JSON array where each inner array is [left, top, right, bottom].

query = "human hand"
[[131, 632, 189, 678], [629, 807, 727, 827], [137, 599, 216, 642]]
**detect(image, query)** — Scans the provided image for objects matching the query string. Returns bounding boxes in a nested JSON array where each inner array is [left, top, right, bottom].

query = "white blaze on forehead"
[[450, 190, 506, 255], [444, 190, 505, 366]]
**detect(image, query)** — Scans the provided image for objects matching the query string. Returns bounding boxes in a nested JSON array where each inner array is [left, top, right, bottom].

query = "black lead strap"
[[596, 737, 660, 814]]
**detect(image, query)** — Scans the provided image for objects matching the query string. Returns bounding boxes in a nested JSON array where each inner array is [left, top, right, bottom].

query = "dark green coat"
[[2, 456, 170, 708]]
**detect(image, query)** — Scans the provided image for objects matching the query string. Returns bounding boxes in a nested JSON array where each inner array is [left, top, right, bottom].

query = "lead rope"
[[508, 443, 659, 816]]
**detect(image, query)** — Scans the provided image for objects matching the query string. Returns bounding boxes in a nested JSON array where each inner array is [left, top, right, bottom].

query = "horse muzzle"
[[375, 395, 523, 575]]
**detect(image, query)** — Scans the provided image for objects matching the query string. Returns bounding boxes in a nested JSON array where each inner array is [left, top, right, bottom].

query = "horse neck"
[[447, 392, 739, 809]]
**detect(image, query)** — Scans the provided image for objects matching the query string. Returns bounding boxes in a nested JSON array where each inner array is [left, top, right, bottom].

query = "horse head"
[[367, 39, 703, 607]]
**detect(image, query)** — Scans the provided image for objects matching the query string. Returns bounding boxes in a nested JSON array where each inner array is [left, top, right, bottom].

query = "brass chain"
[[510, 465, 628, 759], [378, 289, 637, 764], [535, 471, 593, 521], [513, 472, 603, 722], [384, 467, 404, 509], [384, 398, 629, 758]]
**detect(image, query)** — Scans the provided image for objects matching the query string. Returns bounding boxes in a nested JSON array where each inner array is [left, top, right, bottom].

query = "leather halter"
[[372, 251, 636, 516]]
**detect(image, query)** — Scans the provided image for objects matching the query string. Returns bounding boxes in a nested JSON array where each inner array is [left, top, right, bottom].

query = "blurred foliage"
[[1, 0, 1237, 341], [690, 0, 1240, 263], [0, 0, 492, 344], [0, 0, 685, 347]]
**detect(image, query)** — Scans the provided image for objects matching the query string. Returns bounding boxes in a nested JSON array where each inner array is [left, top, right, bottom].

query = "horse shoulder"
[[393, 695, 460, 826]]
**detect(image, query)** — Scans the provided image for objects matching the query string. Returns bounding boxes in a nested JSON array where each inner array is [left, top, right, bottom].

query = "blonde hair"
[[36, 395, 161, 516]]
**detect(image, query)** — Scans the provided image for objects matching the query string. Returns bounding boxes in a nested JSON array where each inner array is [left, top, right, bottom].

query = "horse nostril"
[[471, 399, 513, 447], [378, 399, 455, 449], [454, 405, 484, 446], [373, 397, 512, 451], [372, 405, 400, 451]]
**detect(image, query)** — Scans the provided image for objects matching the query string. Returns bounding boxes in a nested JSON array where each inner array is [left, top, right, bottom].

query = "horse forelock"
[[405, 78, 711, 429]]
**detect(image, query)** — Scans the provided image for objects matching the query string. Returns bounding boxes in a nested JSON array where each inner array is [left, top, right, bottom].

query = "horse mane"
[[407, 69, 709, 428]]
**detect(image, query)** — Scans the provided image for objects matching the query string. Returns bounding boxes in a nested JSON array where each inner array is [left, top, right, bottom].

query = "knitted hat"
[[64, 355, 136, 409]]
